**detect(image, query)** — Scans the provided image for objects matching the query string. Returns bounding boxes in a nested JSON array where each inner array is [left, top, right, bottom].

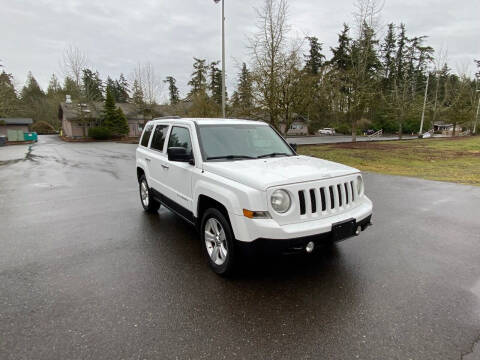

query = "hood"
[[202, 155, 359, 191]]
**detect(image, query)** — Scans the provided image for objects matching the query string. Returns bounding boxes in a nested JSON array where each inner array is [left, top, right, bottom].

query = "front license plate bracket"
[[331, 218, 356, 242]]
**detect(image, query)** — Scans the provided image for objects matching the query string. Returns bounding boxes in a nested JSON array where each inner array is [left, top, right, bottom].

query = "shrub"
[[336, 124, 351, 135], [88, 127, 112, 140], [31, 121, 56, 134]]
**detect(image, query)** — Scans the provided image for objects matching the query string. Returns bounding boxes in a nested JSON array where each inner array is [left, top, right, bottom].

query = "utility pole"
[[474, 89, 480, 135], [214, 0, 226, 118], [419, 73, 430, 136]]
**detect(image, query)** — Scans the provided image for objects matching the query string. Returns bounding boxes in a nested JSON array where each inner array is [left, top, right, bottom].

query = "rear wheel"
[[139, 175, 160, 213], [201, 208, 236, 275]]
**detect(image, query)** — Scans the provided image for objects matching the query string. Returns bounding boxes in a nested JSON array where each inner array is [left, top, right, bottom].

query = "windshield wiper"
[[257, 152, 291, 159], [207, 155, 255, 160]]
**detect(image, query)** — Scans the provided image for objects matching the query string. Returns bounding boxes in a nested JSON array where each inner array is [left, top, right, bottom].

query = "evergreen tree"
[[304, 36, 325, 75], [82, 69, 103, 101], [102, 84, 129, 136], [381, 23, 396, 85], [0, 70, 19, 117], [106, 77, 119, 101], [351, 22, 381, 77], [209, 61, 223, 105], [47, 74, 62, 97], [114, 107, 129, 135], [21, 72, 45, 101], [395, 24, 408, 81], [231, 63, 254, 117], [63, 76, 82, 99], [330, 24, 352, 71], [20, 72, 52, 124], [188, 58, 208, 96], [102, 85, 117, 132], [163, 76, 180, 105], [115, 74, 129, 103], [131, 79, 144, 106]]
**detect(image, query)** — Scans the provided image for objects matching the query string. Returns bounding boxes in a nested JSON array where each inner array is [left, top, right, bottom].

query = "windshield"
[[197, 124, 295, 161]]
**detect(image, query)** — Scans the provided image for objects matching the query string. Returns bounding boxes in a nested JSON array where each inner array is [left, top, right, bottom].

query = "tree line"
[[1, 0, 479, 139]]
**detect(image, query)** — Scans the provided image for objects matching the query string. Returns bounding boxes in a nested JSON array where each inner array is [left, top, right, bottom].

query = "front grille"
[[296, 180, 357, 217]]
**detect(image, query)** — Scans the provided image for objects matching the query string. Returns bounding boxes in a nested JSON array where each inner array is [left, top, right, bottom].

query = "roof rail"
[[154, 116, 182, 120]]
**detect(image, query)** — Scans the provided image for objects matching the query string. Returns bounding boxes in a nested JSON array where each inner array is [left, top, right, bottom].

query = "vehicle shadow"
[[140, 209, 355, 286]]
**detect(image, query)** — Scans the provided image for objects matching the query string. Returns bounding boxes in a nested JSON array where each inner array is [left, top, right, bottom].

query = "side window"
[[168, 126, 192, 154], [150, 125, 169, 152], [140, 123, 154, 147]]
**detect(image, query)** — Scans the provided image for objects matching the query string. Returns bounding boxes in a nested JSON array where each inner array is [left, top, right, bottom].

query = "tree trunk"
[[452, 122, 456, 137], [398, 122, 403, 140], [351, 113, 357, 142]]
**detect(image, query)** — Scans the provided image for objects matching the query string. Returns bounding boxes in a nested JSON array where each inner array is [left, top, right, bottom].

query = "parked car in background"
[[318, 128, 335, 135], [136, 117, 373, 275], [364, 129, 376, 136]]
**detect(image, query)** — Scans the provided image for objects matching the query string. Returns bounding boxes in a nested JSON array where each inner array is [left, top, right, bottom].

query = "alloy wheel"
[[204, 218, 228, 265]]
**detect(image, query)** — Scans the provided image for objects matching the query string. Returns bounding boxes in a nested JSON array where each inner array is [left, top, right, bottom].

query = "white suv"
[[136, 118, 373, 275]]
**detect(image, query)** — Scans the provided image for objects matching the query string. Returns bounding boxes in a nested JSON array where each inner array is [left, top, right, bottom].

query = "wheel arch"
[[137, 166, 145, 182]]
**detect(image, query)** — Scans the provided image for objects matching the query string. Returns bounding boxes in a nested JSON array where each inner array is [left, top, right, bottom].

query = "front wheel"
[[139, 175, 160, 213], [201, 208, 236, 276]]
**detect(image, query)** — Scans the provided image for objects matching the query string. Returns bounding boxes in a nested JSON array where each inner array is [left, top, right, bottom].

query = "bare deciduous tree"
[[132, 62, 161, 107], [250, 0, 289, 130], [60, 45, 87, 87]]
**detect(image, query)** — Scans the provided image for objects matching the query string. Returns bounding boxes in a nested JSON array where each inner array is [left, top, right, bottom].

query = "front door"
[[163, 125, 194, 218]]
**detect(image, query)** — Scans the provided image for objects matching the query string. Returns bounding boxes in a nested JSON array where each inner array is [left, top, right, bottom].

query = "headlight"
[[271, 189, 291, 213], [356, 175, 364, 196]]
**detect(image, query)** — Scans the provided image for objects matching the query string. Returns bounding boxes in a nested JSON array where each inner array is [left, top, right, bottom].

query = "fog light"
[[355, 226, 362, 235], [306, 241, 315, 253]]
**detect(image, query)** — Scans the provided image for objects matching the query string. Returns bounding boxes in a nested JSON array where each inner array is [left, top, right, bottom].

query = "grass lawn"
[[299, 136, 480, 186]]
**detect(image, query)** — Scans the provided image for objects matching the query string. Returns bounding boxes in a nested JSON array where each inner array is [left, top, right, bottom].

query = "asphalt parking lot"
[[1, 135, 480, 360]]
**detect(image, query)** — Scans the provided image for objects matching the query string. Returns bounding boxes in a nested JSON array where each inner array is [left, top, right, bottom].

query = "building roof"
[[0, 118, 33, 125], [59, 102, 169, 121]]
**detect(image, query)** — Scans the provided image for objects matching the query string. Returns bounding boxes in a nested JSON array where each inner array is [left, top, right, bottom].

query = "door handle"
[[145, 157, 151, 162], [161, 164, 169, 169]]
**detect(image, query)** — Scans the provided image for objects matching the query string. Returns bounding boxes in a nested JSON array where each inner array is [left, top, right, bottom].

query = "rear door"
[[137, 122, 155, 179], [147, 123, 170, 195]]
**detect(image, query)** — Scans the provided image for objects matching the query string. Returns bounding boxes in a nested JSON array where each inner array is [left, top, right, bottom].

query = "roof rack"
[[154, 116, 182, 120]]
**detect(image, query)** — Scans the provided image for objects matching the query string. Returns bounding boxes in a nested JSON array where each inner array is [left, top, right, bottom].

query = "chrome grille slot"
[[298, 190, 306, 215], [309, 189, 316, 213], [320, 188, 326, 211], [344, 183, 349, 204], [350, 181, 355, 202], [329, 186, 335, 209], [337, 184, 343, 207]]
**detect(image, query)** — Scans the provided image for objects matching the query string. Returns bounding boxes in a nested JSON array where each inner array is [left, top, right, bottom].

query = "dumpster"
[[24, 132, 38, 142], [0, 135, 6, 146], [7, 129, 24, 141]]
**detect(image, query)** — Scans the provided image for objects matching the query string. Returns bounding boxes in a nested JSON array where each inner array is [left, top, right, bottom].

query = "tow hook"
[[305, 241, 315, 253]]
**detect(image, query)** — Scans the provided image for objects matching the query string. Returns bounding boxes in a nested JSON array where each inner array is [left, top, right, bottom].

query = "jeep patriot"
[[136, 117, 373, 275]]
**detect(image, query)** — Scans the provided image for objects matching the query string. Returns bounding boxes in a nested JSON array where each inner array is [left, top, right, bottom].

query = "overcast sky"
[[1, 0, 478, 101]]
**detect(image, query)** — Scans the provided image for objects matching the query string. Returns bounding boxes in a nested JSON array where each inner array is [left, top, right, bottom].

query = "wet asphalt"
[[1, 135, 480, 360]]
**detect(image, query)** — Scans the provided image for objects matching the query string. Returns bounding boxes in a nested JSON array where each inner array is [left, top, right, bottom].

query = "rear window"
[[140, 123, 154, 147]]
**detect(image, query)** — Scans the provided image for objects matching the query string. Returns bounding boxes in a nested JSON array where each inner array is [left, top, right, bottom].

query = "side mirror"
[[167, 147, 194, 164], [289, 143, 297, 152]]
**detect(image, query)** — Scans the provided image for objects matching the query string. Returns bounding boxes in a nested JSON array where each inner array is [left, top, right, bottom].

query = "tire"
[[201, 208, 236, 276], [139, 175, 160, 213]]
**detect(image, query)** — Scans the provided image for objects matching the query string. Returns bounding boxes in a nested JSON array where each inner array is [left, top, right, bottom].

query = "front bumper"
[[231, 196, 373, 243], [237, 215, 372, 255]]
